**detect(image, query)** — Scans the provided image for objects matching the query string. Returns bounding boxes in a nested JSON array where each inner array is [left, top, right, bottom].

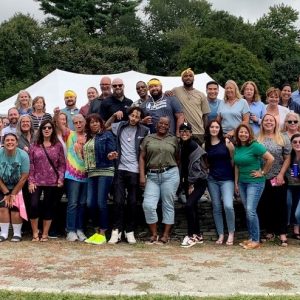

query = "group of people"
[[1, 68, 300, 250]]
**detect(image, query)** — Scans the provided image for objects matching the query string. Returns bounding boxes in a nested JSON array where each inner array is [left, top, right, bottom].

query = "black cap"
[[179, 122, 192, 131]]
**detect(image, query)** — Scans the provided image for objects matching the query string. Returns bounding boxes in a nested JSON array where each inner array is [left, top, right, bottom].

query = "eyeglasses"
[[179, 129, 191, 133], [73, 121, 83, 125], [292, 140, 300, 144], [112, 84, 123, 88], [42, 126, 53, 130], [287, 120, 298, 124]]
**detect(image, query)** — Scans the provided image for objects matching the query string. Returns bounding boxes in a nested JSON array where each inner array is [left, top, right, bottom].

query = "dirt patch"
[[260, 280, 296, 290]]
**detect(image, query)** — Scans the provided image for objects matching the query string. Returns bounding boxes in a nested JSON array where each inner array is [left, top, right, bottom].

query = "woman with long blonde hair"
[[257, 113, 291, 246]]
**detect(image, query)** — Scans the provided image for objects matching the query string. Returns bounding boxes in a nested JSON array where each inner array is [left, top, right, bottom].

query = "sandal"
[[261, 233, 275, 242], [40, 236, 49, 242], [156, 236, 169, 245], [32, 236, 40, 242], [145, 236, 158, 245], [280, 240, 288, 247], [226, 239, 234, 246], [215, 237, 224, 245]]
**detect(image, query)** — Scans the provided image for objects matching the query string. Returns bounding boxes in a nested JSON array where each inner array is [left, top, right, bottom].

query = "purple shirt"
[[29, 143, 66, 186]]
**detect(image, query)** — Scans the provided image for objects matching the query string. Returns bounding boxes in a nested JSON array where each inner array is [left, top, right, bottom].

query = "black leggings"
[[30, 186, 59, 220], [185, 179, 207, 236]]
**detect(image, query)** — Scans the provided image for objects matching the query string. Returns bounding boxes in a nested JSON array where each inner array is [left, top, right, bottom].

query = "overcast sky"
[[1, 0, 300, 28]]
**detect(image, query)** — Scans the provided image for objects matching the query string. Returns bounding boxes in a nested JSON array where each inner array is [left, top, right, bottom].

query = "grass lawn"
[[0, 291, 300, 300]]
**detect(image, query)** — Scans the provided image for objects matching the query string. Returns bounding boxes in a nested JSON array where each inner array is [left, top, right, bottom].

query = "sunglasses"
[[179, 129, 191, 133], [42, 126, 53, 130], [73, 121, 83, 125], [112, 84, 123, 88], [287, 120, 298, 124], [292, 140, 300, 144]]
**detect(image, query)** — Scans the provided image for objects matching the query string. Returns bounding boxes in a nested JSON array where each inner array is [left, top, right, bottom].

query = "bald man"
[[89, 76, 112, 115], [99, 78, 133, 122]]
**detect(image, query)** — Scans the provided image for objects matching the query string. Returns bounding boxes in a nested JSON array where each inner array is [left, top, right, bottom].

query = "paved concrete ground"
[[0, 237, 300, 297]]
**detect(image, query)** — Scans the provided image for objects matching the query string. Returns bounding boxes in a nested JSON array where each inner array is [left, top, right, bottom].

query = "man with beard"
[[140, 78, 184, 136], [100, 78, 133, 123], [61, 90, 79, 130], [2, 108, 20, 135], [132, 81, 150, 107], [172, 68, 210, 145], [89, 76, 112, 115]]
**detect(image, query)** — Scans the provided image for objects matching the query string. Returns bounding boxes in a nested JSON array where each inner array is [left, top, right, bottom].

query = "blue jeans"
[[239, 182, 265, 242], [66, 179, 87, 232], [207, 176, 235, 235], [87, 176, 113, 230], [143, 167, 180, 224]]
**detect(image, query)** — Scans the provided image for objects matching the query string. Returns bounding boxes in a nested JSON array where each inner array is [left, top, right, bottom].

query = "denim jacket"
[[94, 131, 116, 168]]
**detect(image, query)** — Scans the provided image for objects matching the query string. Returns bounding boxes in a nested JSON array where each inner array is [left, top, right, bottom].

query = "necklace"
[[122, 127, 136, 142]]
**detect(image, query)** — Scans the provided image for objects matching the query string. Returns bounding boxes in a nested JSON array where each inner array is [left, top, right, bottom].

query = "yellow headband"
[[181, 68, 194, 77], [147, 79, 161, 87], [64, 90, 77, 98]]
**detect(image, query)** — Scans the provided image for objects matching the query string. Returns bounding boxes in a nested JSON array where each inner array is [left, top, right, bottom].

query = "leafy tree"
[[144, 0, 211, 32], [178, 38, 270, 94], [42, 20, 145, 74], [35, 0, 141, 34], [255, 4, 300, 62], [0, 14, 46, 100], [202, 11, 265, 59]]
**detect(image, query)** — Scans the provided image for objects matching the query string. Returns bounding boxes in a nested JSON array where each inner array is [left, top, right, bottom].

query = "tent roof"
[[0, 69, 224, 115]]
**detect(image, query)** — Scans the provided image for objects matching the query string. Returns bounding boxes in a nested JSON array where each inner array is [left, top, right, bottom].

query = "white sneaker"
[[181, 235, 196, 248], [66, 231, 78, 242], [108, 229, 121, 244], [76, 230, 87, 242], [125, 231, 136, 244]]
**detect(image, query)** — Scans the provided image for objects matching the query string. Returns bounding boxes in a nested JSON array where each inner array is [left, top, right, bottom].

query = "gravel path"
[[0, 237, 300, 297]]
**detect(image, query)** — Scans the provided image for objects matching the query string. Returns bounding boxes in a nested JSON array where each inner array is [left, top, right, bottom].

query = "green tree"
[[42, 20, 144, 74], [35, 0, 141, 34], [0, 14, 46, 100], [178, 38, 270, 94], [144, 0, 211, 32], [255, 4, 300, 62]]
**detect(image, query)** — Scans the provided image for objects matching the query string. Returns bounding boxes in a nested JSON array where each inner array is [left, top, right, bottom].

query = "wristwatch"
[[261, 170, 265, 176]]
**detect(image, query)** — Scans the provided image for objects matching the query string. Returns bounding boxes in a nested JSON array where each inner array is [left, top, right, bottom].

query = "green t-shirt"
[[233, 141, 267, 183]]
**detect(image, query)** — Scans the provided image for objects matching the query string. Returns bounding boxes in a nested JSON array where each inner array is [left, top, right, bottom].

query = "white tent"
[[0, 69, 224, 115]]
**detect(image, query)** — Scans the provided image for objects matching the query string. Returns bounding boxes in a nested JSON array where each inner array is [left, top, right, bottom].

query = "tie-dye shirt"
[[64, 130, 87, 182]]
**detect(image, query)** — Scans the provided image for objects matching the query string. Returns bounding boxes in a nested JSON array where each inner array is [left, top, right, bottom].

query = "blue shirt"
[[248, 100, 266, 136], [208, 98, 222, 122], [292, 90, 300, 105]]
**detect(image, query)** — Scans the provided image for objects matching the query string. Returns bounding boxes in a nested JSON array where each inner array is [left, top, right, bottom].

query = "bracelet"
[[3, 191, 10, 196]]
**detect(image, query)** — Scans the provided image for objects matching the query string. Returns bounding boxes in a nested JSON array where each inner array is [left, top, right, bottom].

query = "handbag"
[[42, 144, 59, 183]]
